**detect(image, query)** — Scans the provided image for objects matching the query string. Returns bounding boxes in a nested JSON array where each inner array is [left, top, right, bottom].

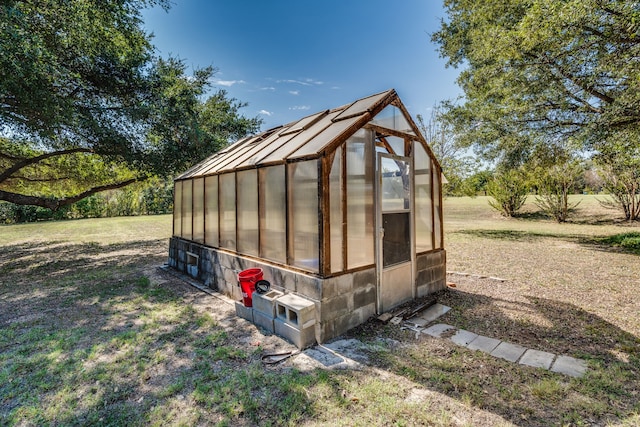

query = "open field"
[[1, 197, 639, 426]]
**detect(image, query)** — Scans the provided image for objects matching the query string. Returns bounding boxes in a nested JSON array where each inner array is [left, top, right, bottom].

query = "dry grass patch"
[[2, 199, 639, 426]]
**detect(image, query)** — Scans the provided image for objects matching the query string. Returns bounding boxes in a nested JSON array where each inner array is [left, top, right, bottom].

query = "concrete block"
[[253, 309, 275, 333], [416, 253, 428, 271], [422, 323, 456, 338], [296, 274, 322, 300], [353, 268, 376, 288], [223, 267, 237, 284], [276, 293, 316, 328], [274, 318, 316, 349], [252, 290, 284, 317], [234, 301, 253, 323], [491, 342, 527, 362], [281, 271, 297, 292], [320, 294, 351, 321], [417, 303, 451, 323], [550, 355, 588, 378], [466, 335, 501, 353], [353, 284, 376, 309], [519, 349, 555, 370], [450, 329, 479, 347], [323, 274, 353, 299]]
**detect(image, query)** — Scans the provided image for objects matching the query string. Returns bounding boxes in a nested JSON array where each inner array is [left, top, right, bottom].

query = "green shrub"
[[487, 169, 529, 217]]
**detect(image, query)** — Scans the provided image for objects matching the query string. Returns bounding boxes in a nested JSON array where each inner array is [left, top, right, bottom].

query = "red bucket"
[[238, 268, 263, 307]]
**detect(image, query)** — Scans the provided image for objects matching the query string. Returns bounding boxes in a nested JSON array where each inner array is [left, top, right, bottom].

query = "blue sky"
[[142, 0, 461, 131]]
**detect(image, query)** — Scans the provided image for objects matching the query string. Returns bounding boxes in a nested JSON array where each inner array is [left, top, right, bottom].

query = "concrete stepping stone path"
[[414, 315, 588, 378]]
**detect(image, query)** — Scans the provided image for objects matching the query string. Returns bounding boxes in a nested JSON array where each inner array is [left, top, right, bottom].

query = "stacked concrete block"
[[251, 290, 283, 333], [274, 293, 316, 349], [234, 301, 253, 323]]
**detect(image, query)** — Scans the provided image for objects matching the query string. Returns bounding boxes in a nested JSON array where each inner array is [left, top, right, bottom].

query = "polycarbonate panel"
[[433, 164, 443, 249], [181, 179, 193, 240], [289, 160, 319, 272], [332, 90, 391, 121], [224, 127, 288, 170], [173, 180, 182, 237], [219, 173, 236, 250], [380, 157, 410, 212], [259, 166, 286, 263], [279, 110, 327, 135], [258, 110, 340, 164], [346, 136, 374, 269], [415, 142, 433, 252], [236, 170, 259, 256], [204, 175, 219, 247], [370, 105, 415, 135], [288, 113, 363, 160], [329, 147, 343, 273], [387, 135, 405, 156], [192, 177, 205, 243]]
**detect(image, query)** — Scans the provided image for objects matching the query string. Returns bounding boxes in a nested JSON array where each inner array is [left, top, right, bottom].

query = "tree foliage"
[[433, 0, 640, 161], [416, 106, 479, 196], [596, 150, 640, 221], [487, 168, 529, 217], [0, 0, 261, 210], [534, 162, 583, 222]]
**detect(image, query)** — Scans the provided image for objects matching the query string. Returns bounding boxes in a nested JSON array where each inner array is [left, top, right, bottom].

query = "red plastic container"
[[238, 268, 263, 307]]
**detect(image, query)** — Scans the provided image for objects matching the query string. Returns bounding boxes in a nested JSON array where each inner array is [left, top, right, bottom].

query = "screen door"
[[377, 153, 414, 313]]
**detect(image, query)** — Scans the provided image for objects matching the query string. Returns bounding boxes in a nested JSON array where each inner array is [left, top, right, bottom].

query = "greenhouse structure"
[[169, 89, 446, 346]]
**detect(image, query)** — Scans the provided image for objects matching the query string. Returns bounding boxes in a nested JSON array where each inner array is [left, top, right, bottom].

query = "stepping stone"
[[422, 323, 456, 338], [550, 355, 588, 378], [467, 335, 501, 353], [450, 329, 479, 346], [406, 317, 430, 328], [491, 342, 527, 362], [519, 349, 555, 370], [416, 303, 451, 323]]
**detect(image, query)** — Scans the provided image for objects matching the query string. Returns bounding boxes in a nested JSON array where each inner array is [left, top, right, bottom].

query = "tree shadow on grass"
[[455, 228, 640, 256], [353, 288, 640, 426], [0, 240, 324, 426]]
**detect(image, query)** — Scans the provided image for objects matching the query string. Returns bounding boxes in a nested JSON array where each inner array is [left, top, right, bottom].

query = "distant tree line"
[[0, 177, 173, 223], [425, 0, 640, 223]]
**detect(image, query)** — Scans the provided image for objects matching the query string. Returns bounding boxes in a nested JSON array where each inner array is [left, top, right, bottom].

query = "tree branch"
[[0, 148, 94, 184], [0, 177, 145, 210]]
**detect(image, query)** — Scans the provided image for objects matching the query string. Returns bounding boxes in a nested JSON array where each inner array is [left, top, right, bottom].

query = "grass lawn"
[[1, 197, 639, 426]]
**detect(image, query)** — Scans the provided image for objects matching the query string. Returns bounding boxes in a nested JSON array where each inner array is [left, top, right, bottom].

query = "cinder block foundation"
[[169, 237, 447, 344]]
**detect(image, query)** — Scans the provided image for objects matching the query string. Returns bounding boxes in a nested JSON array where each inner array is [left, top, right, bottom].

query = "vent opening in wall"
[[187, 252, 199, 278]]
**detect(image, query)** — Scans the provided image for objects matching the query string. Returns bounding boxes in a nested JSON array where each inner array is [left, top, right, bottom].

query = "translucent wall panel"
[[259, 166, 286, 263], [192, 177, 204, 243], [433, 164, 443, 249], [386, 135, 405, 156], [329, 147, 343, 273], [346, 136, 374, 269], [415, 142, 433, 252], [380, 156, 410, 211], [181, 179, 193, 240], [236, 170, 259, 256], [219, 173, 236, 250], [369, 105, 415, 135], [204, 175, 219, 247], [173, 180, 182, 237], [288, 160, 319, 272]]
